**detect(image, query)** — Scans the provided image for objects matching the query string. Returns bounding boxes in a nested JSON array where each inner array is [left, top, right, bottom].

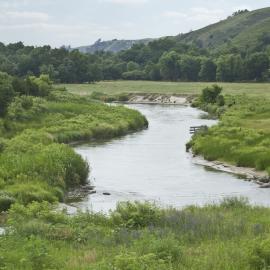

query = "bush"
[[0, 192, 16, 212], [111, 201, 162, 229], [201, 85, 223, 104]]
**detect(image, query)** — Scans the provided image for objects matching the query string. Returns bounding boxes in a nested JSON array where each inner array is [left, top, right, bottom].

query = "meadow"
[[62, 80, 270, 97]]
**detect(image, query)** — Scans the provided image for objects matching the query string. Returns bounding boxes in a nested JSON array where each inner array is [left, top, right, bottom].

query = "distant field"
[[61, 81, 270, 97]]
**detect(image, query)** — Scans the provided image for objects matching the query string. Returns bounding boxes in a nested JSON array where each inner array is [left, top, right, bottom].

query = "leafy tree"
[[246, 52, 269, 80], [0, 72, 15, 116], [216, 54, 244, 82], [199, 58, 217, 81], [127, 61, 140, 71], [40, 64, 59, 82], [25, 75, 53, 97], [180, 55, 201, 81], [159, 51, 181, 81]]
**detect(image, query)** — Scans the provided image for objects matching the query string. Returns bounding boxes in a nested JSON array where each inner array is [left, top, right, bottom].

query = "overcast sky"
[[0, 0, 269, 47]]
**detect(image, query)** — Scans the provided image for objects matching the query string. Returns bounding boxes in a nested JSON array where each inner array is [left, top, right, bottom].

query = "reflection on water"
[[73, 104, 270, 212]]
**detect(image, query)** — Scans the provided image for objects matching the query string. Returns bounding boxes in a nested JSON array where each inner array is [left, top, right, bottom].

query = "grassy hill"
[[73, 7, 270, 54], [175, 7, 270, 51], [75, 38, 153, 53]]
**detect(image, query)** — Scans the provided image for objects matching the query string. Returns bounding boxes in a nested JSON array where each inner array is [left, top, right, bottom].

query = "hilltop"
[[176, 7, 270, 51]]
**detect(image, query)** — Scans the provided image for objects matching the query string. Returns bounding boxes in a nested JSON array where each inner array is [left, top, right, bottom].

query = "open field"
[[61, 81, 270, 97]]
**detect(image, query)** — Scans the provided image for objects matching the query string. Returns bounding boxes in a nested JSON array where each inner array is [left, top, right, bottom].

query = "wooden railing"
[[189, 125, 208, 134]]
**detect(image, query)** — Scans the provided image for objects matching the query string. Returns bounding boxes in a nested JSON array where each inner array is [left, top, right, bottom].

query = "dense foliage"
[[1, 198, 270, 269], [189, 86, 270, 176], [0, 73, 148, 210]]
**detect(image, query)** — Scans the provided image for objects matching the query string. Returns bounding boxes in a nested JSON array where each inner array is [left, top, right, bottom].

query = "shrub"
[[111, 201, 162, 229], [0, 192, 16, 212], [201, 84, 223, 104]]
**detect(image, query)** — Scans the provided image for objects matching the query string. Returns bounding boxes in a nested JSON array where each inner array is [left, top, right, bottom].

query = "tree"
[[180, 55, 201, 81], [159, 51, 181, 81], [26, 75, 53, 97], [0, 72, 15, 116], [245, 52, 269, 81], [127, 61, 140, 72], [216, 54, 244, 82], [40, 64, 59, 82], [145, 62, 161, 81], [199, 58, 217, 81]]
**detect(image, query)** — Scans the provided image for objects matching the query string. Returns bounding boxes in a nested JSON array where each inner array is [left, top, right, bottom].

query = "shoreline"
[[192, 155, 270, 187]]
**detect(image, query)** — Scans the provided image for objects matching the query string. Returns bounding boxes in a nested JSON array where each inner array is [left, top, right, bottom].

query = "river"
[[72, 104, 270, 212]]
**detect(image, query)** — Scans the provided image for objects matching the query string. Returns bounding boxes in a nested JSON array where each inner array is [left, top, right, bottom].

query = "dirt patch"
[[193, 155, 270, 186], [127, 94, 189, 105]]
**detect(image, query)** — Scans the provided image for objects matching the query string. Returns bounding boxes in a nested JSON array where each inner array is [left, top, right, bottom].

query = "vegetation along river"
[[72, 104, 270, 212]]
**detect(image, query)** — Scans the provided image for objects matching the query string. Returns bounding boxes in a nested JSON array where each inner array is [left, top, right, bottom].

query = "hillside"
[[74, 38, 153, 53], [176, 7, 270, 51]]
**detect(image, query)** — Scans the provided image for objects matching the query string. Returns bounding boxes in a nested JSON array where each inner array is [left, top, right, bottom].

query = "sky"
[[0, 0, 269, 48]]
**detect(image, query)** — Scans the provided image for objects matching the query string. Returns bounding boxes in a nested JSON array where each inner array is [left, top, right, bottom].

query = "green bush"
[[201, 85, 223, 104], [0, 192, 16, 212], [111, 201, 162, 229]]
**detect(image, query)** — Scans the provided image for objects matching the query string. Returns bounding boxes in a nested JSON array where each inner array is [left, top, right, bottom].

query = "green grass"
[[61, 81, 270, 97], [1, 198, 270, 269]]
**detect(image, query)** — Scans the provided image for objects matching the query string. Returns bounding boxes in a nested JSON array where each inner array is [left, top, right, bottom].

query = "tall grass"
[[1, 199, 270, 269]]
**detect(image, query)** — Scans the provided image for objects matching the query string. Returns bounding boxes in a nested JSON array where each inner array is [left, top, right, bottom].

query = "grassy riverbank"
[[62, 81, 270, 98], [1, 198, 270, 269], [188, 85, 270, 179], [0, 89, 148, 211]]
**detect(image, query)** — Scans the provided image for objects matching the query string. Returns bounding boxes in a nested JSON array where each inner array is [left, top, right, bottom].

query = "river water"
[[73, 104, 270, 212]]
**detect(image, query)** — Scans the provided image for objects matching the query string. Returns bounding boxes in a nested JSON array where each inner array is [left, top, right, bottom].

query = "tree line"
[[0, 33, 269, 83]]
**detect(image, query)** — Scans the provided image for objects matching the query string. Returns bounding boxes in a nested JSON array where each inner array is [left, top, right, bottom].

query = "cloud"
[[163, 11, 187, 19], [100, 0, 148, 5], [163, 7, 226, 27], [0, 10, 49, 26]]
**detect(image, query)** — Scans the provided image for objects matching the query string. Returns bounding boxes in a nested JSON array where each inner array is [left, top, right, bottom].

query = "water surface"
[[74, 104, 270, 212]]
